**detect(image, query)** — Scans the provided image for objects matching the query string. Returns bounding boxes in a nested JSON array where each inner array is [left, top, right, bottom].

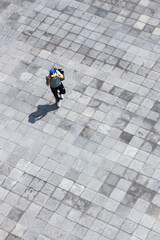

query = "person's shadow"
[[28, 104, 57, 123]]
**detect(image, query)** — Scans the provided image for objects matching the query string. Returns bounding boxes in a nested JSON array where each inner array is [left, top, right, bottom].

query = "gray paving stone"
[[42, 223, 58, 239], [5, 234, 21, 240], [7, 207, 24, 222], [72, 224, 88, 239], [1, 217, 16, 232], [99, 183, 114, 197], [5, 192, 19, 207], [37, 207, 52, 222], [56, 202, 71, 217], [11, 182, 27, 196], [43, 197, 60, 212], [67, 235, 81, 240]]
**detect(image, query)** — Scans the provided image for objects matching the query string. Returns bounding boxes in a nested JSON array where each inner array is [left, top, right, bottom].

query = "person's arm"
[[46, 73, 51, 86], [56, 70, 64, 79]]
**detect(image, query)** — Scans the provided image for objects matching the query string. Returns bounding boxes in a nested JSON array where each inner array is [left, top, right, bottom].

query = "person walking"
[[46, 68, 66, 108]]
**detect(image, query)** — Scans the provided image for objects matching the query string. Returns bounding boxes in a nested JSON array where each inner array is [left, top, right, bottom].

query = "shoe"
[[60, 94, 64, 99], [57, 100, 61, 108]]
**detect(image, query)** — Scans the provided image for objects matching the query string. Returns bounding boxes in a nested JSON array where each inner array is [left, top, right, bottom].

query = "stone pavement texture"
[[0, 0, 160, 239]]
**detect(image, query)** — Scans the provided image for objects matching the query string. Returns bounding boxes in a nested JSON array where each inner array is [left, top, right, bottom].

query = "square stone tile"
[[7, 207, 24, 222]]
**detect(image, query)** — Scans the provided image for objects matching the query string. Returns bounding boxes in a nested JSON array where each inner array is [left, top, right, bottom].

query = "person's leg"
[[50, 87, 59, 101], [58, 83, 66, 96]]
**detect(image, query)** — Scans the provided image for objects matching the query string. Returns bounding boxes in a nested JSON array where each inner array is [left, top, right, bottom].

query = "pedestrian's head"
[[50, 69, 56, 77]]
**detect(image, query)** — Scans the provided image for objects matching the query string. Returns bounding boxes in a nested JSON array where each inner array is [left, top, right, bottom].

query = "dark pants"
[[50, 83, 66, 101]]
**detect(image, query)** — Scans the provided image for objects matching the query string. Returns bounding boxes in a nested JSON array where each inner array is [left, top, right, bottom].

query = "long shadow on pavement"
[[28, 104, 57, 123]]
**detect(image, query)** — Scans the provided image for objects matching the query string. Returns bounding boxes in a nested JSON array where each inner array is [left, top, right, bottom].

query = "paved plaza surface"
[[1, 0, 160, 239]]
